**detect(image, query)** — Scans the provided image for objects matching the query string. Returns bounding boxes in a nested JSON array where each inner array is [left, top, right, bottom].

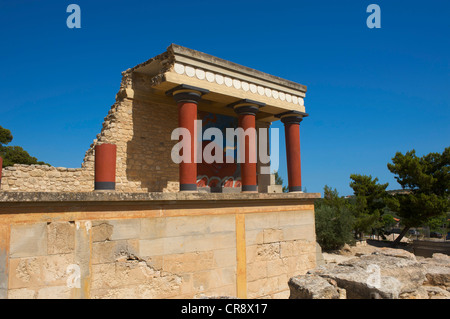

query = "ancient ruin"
[[0, 44, 321, 299]]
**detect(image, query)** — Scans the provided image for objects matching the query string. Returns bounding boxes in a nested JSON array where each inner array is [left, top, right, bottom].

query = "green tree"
[[0, 126, 49, 167], [315, 186, 355, 250], [0, 126, 13, 145], [387, 147, 450, 246], [273, 170, 288, 193], [349, 174, 389, 239]]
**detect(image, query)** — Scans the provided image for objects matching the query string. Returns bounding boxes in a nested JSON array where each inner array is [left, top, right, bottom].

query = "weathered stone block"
[[288, 275, 341, 299], [7, 288, 36, 299], [210, 232, 236, 250], [41, 254, 75, 286], [209, 267, 236, 288], [47, 222, 75, 255], [245, 229, 264, 246], [282, 224, 315, 241], [339, 254, 427, 294], [91, 222, 113, 242], [278, 210, 314, 227], [247, 261, 267, 282], [207, 215, 235, 233], [267, 258, 288, 277], [109, 219, 140, 240], [213, 248, 236, 269], [254, 243, 281, 262], [10, 223, 47, 258], [263, 228, 284, 244], [163, 251, 215, 274], [245, 213, 278, 231], [247, 276, 279, 298], [139, 236, 184, 257], [309, 262, 404, 299], [9, 257, 43, 289], [280, 241, 296, 258], [192, 270, 212, 293], [92, 260, 160, 290], [267, 185, 283, 193], [184, 234, 215, 253], [165, 216, 207, 237], [140, 218, 167, 240], [92, 239, 139, 264], [37, 286, 72, 299]]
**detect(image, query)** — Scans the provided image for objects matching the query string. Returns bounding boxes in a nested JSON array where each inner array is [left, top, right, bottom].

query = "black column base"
[[180, 183, 197, 191], [242, 185, 258, 192], [288, 186, 302, 192], [94, 181, 116, 191]]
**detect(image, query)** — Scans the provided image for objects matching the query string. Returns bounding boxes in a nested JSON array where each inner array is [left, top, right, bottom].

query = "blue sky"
[[0, 0, 449, 196]]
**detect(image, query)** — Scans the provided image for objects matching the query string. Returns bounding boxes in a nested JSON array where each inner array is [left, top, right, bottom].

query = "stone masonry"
[[0, 192, 319, 299]]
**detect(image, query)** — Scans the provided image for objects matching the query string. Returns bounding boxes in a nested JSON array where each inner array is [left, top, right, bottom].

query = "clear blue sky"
[[1, 0, 449, 196]]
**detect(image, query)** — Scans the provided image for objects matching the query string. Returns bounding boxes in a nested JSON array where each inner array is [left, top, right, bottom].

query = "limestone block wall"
[[245, 211, 316, 299], [0, 165, 92, 192], [0, 192, 319, 299], [81, 96, 179, 193], [0, 71, 272, 193]]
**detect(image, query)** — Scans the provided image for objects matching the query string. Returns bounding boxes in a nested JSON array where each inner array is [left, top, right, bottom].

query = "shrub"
[[315, 186, 355, 251]]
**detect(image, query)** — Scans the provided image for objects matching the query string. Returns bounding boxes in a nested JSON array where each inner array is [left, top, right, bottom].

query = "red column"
[[230, 99, 265, 193], [178, 100, 198, 191], [280, 112, 307, 192], [238, 112, 257, 192], [94, 144, 117, 191], [166, 84, 209, 192]]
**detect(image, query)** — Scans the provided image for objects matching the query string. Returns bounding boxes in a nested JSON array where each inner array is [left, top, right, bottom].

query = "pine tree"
[[387, 147, 449, 246], [349, 174, 389, 239]]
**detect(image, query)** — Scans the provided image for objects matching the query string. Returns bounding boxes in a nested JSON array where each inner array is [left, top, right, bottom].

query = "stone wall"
[[0, 192, 319, 299], [0, 165, 92, 192], [245, 211, 316, 298]]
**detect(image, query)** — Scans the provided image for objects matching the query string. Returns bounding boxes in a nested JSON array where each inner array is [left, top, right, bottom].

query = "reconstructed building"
[[0, 45, 321, 299]]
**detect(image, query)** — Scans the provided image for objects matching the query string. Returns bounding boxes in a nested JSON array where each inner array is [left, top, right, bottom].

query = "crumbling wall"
[[0, 165, 92, 192], [0, 71, 180, 193]]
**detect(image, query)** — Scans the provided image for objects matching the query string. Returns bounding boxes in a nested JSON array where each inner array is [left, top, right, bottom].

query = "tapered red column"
[[279, 111, 308, 192], [229, 99, 265, 193], [166, 84, 209, 192], [94, 143, 117, 191]]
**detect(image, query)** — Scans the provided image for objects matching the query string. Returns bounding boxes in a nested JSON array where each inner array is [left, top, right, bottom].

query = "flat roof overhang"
[[121, 44, 308, 122]]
